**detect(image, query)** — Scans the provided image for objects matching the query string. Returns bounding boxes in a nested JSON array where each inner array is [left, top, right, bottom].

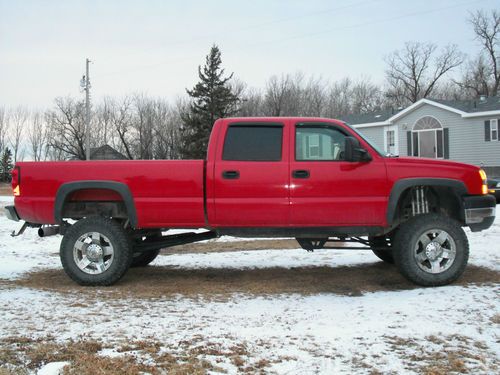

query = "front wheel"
[[393, 214, 469, 286], [60, 217, 133, 286]]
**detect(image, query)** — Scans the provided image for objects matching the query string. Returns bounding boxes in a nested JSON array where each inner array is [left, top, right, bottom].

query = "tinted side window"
[[296, 126, 346, 161], [223, 125, 283, 161]]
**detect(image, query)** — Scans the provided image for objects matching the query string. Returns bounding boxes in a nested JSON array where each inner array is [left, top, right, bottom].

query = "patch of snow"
[[153, 248, 377, 269], [0, 285, 498, 374], [0, 196, 498, 373], [0, 195, 13, 203], [36, 361, 69, 375], [0, 213, 62, 279]]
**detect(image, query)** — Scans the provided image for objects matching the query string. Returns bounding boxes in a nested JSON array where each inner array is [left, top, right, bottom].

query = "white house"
[[341, 96, 500, 177]]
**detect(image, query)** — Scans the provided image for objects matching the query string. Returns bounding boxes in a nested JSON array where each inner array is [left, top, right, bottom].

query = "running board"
[[134, 231, 218, 253]]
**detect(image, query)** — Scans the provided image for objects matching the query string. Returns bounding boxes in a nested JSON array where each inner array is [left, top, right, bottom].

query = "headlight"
[[479, 169, 488, 195]]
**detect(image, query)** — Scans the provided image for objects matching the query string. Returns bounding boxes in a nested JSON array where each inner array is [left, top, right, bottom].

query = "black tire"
[[60, 217, 133, 286], [369, 235, 394, 264], [131, 249, 161, 267], [393, 213, 469, 286]]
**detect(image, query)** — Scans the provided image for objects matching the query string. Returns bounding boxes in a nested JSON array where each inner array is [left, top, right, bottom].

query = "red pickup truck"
[[6, 117, 496, 287]]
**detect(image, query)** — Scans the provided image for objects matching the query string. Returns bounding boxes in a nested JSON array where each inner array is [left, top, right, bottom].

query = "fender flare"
[[54, 181, 138, 228], [386, 178, 467, 225]]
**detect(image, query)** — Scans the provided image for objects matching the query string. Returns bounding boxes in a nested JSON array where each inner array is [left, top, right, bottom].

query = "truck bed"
[[14, 160, 206, 228]]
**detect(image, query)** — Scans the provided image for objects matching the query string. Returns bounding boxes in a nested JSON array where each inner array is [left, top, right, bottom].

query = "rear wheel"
[[393, 214, 468, 286], [60, 217, 133, 286]]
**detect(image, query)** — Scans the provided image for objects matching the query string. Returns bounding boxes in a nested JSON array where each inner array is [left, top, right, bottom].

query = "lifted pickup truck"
[[6, 117, 496, 286]]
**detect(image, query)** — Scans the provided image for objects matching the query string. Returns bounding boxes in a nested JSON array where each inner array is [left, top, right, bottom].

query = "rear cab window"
[[223, 124, 283, 161]]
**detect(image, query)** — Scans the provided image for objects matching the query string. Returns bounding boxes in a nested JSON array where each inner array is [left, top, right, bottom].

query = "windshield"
[[343, 122, 392, 157]]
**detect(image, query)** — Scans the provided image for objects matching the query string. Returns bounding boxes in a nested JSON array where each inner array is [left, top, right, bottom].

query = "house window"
[[491, 119, 498, 141], [386, 130, 395, 149]]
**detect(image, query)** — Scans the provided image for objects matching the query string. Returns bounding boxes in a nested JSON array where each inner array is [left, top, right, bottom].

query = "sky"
[[0, 0, 499, 109]]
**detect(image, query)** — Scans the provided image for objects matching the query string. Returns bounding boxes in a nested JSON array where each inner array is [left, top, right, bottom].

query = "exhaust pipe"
[[38, 226, 60, 237]]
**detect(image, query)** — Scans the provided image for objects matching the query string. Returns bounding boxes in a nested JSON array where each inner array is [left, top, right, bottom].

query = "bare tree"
[[239, 88, 265, 116], [152, 99, 182, 159], [351, 78, 383, 113], [459, 10, 500, 97], [324, 78, 353, 118], [108, 97, 134, 159], [132, 94, 155, 159], [385, 42, 463, 104], [96, 98, 114, 146], [264, 74, 292, 116], [28, 111, 48, 161], [46, 97, 87, 160], [0, 107, 9, 153], [301, 76, 327, 116], [9, 107, 28, 162]]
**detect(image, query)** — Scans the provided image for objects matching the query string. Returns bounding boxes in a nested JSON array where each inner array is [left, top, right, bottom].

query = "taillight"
[[11, 167, 20, 196], [479, 169, 488, 195]]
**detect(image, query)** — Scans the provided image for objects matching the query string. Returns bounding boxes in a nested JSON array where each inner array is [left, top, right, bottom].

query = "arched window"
[[413, 116, 442, 131], [411, 116, 444, 159]]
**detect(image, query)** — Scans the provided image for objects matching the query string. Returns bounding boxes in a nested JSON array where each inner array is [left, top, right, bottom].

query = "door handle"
[[222, 170, 240, 179], [292, 170, 310, 179]]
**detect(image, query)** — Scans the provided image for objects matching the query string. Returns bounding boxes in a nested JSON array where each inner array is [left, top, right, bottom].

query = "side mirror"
[[344, 136, 372, 162]]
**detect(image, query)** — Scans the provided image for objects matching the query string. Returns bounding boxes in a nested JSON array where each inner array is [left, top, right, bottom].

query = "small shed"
[[90, 145, 127, 160]]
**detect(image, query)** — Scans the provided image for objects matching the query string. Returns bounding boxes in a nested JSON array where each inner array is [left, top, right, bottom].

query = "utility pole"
[[82, 58, 91, 160]]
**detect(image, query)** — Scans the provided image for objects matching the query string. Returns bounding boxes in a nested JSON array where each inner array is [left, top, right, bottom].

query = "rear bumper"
[[5, 205, 20, 222], [463, 195, 496, 232]]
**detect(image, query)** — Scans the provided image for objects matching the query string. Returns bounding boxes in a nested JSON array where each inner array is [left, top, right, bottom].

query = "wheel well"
[[61, 192, 128, 222], [393, 185, 463, 225], [54, 181, 138, 227]]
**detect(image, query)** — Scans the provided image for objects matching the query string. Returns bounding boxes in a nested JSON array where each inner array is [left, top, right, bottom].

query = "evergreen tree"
[[0, 147, 13, 182], [181, 45, 240, 159]]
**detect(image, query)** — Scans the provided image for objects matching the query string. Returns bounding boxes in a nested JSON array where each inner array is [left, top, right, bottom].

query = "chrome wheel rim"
[[414, 229, 456, 274], [73, 232, 114, 275]]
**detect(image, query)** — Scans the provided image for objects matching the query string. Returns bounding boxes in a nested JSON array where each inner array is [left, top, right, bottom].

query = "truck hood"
[[384, 156, 483, 195], [387, 156, 480, 172]]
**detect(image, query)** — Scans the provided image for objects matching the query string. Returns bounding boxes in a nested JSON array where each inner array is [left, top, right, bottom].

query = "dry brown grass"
[[490, 313, 500, 324], [385, 334, 498, 375], [0, 183, 12, 197], [9, 263, 500, 301], [0, 336, 231, 375], [164, 239, 301, 254]]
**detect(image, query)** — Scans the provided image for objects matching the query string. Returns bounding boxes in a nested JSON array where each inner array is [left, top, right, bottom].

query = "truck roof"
[[221, 116, 345, 123]]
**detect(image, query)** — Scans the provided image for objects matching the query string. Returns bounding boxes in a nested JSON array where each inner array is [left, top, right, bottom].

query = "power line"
[[106, 0, 381, 63], [95, 0, 485, 79]]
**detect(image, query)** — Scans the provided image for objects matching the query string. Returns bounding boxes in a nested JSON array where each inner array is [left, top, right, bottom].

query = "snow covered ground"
[[0, 196, 498, 374]]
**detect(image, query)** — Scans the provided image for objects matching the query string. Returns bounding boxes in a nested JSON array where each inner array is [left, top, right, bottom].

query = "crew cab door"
[[289, 121, 388, 226], [212, 121, 289, 226]]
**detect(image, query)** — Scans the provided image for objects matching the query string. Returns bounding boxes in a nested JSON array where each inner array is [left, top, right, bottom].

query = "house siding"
[[356, 126, 385, 153], [355, 104, 500, 172]]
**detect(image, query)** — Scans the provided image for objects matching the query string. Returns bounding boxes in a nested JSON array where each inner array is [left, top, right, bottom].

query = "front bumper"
[[463, 195, 496, 232], [5, 205, 20, 222]]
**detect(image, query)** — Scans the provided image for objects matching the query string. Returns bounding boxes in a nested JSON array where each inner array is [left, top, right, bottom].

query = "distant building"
[[341, 96, 500, 177], [90, 145, 127, 160]]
